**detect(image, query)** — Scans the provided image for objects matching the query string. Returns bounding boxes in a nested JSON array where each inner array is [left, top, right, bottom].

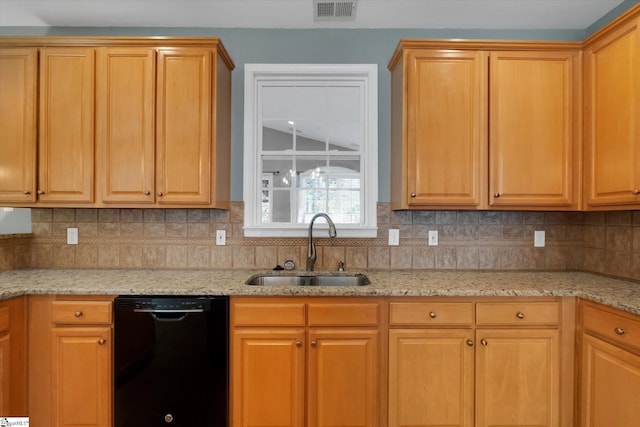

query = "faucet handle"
[[337, 261, 345, 272]]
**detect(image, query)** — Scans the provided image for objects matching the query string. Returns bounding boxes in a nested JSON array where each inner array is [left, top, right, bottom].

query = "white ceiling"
[[0, 0, 626, 30]]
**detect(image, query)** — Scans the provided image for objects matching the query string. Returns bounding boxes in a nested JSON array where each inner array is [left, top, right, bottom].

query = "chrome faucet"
[[306, 213, 337, 271]]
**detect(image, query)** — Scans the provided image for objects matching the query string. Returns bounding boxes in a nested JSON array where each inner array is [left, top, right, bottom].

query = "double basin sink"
[[246, 273, 370, 287]]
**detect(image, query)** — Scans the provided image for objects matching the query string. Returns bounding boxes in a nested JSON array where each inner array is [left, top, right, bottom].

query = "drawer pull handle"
[[37, 189, 45, 195], [97, 338, 106, 345], [144, 190, 151, 195], [23, 190, 31, 195], [480, 339, 488, 346], [157, 192, 164, 197], [295, 340, 302, 347], [429, 311, 437, 319], [466, 339, 474, 347], [493, 192, 501, 198], [614, 327, 625, 335], [632, 189, 640, 195], [516, 312, 525, 319], [74, 311, 83, 318], [311, 340, 317, 347], [411, 193, 416, 198]]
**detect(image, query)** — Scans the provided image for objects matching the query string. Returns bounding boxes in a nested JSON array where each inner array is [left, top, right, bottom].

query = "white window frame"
[[243, 64, 378, 238]]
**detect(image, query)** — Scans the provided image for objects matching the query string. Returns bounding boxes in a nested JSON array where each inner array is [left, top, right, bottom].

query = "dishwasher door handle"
[[133, 309, 205, 313]]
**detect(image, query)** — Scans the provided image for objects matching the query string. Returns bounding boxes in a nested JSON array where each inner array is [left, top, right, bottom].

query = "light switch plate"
[[534, 230, 545, 247], [388, 229, 399, 246], [67, 227, 78, 245]]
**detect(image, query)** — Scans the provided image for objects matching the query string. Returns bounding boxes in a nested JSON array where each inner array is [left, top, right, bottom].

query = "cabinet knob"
[[97, 338, 106, 345], [633, 189, 640, 195], [480, 339, 488, 346], [410, 193, 416, 198], [37, 189, 45, 195], [614, 327, 625, 335], [516, 312, 525, 319], [311, 340, 317, 347], [466, 339, 474, 347], [157, 192, 163, 197], [429, 311, 437, 319], [493, 193, 501, 198], [74, 311, 83, 318], [296, 340, 302, 347], [23, 190, 31, 195], [144, 190, 150, 195]]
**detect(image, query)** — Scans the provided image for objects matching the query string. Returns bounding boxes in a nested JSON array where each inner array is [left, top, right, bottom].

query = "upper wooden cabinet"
[[489, 51, 580, 209], [389, 41, 581, 210], [96, 44, 232, 207], [39, 47, 96, 204], [0, 37, 234, 208], [96, 47, 156, 204], [390, 49, 488, 209], [0, 48, 37, 203], [583, 14, 640, 210]]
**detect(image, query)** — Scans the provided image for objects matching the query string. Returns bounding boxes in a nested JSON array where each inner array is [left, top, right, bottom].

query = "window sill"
[[243, 225, 378, 238]]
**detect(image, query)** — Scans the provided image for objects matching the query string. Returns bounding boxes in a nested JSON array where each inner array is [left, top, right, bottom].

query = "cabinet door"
[[405, 50, 487, 208], [0, 333, 9, 414], [476, 329, 559, 427], [156, 48, 212, 205], [388, 329, 474, 427], [39, 48, 95, 203], [0, 48, 37, 203], [584, 18, 640, 208], [489, 51, 579, 209], [96, 47, 156, 204], [232, 329, 305, 427], [307, 329, 379, 427], [51, 327, 111, 427], [580, 334, 640, 427]]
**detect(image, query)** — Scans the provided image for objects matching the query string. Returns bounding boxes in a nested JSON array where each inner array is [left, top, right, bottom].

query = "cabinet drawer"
[[233, 303, 305, 326], [51, 300, 113, 325], [0, 305, 8, 333], [583, 303, 640, 351], [308, 302, 379, 326], [476, 302, 559, 326], [389, 302, 474, 326]]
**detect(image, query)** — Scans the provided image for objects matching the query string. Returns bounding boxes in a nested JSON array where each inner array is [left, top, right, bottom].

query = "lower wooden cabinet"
[[51, 327, 112, 427], [232, 329, 305, 427], [579, 300, 640, 427], [231, 297, 382, 427], [389, 328, 474, 427], [475, 328, 559, 427], [0, 297, 27, 416], [29, 295, 113, 427], [388, 298, 565, 427]]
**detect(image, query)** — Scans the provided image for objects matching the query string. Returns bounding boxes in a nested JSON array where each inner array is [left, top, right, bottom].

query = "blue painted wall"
[[1, 3, 635, 202]]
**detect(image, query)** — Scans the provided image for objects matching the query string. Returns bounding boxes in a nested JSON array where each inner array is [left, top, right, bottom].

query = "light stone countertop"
[[1, 268, 640, 316]]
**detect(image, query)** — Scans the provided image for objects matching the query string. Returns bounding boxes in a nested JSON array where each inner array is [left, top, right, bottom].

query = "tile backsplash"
[[1, 204, 639, 281]]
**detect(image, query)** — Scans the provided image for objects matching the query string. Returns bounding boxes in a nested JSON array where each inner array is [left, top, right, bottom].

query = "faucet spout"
[[306, 213, 337, 271]]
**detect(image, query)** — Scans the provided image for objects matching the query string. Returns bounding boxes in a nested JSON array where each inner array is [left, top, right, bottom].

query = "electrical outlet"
[[388, 229, 400, 246], [428, 230, 438, 246], [216, 229, 226, 246], [534, 230, 545, 247], [67, 227, 78, 245]]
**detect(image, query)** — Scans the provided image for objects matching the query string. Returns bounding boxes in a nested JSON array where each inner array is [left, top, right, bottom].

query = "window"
[[243, 64, 378, 237]]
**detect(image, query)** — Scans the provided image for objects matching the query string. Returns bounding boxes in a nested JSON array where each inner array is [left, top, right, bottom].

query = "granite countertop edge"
[[1, 268, 639, 316]]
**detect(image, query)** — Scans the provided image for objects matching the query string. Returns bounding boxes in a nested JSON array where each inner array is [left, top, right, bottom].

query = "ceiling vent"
[[313, 0, 357, 21]]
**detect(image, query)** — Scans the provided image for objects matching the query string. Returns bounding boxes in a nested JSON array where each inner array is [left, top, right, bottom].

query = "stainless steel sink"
[[245, 273, 370, 286]]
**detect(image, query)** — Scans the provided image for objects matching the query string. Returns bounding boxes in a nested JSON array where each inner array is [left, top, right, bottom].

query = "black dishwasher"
[[114, 295, 228, 427]]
